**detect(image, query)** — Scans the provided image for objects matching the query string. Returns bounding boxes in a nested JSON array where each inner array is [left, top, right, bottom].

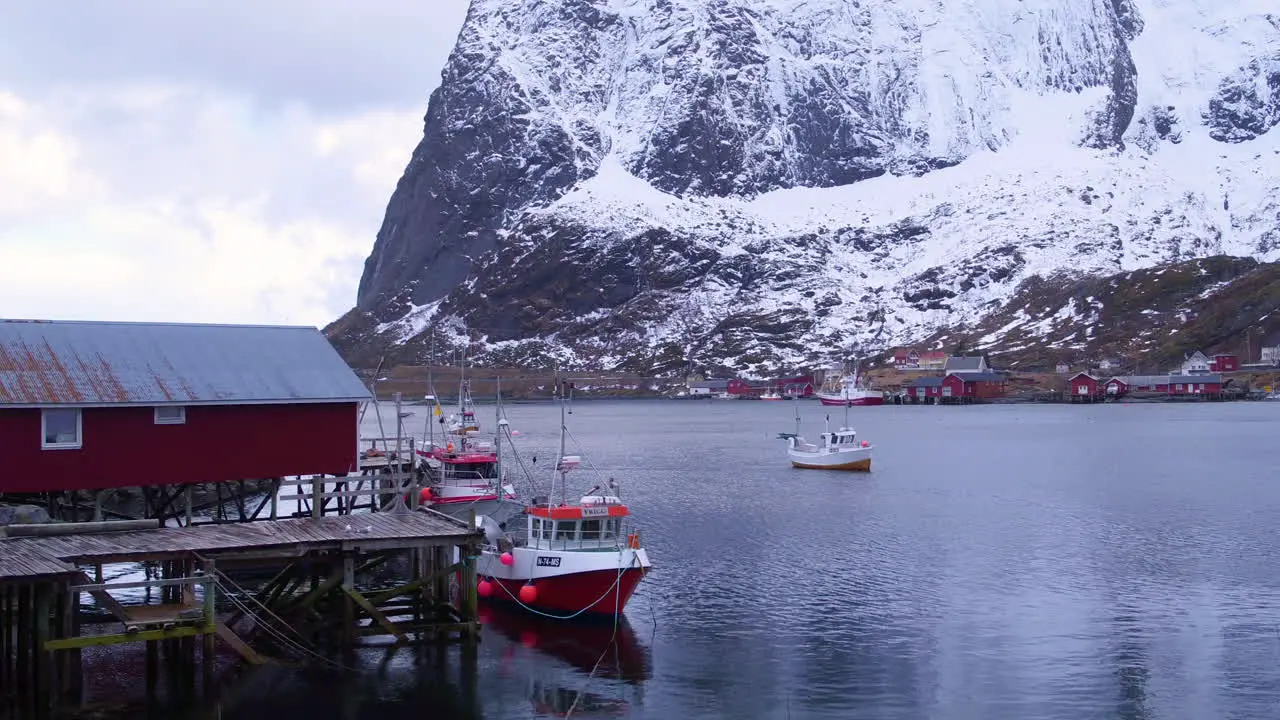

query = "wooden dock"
[[0, 511, 473, 570], [0, 509, 484, 717]]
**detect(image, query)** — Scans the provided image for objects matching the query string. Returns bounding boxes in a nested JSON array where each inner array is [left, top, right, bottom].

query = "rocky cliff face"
[[339, 0, 1280, 375]]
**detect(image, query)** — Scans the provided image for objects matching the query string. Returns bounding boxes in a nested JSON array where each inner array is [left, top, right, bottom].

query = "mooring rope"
[[213, 579, 358, 671], [207, 565, 363, 673]]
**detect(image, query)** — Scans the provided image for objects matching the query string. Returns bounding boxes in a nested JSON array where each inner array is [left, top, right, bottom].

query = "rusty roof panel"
[[0, 320, 372, 407]]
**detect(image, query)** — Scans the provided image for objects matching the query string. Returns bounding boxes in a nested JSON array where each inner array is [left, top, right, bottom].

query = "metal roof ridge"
[[0, 318, 320, 331]]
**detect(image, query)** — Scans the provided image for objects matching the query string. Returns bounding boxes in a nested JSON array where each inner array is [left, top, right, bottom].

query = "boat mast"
[[495, 375, 503, 486], [558, 377, 569, 506], [793, 394, 801, 437], [425, 333, 435, 449]]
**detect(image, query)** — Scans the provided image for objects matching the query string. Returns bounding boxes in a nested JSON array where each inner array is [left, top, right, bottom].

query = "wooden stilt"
[[202, 559, 217, 690], [341, 556, 355, 653]]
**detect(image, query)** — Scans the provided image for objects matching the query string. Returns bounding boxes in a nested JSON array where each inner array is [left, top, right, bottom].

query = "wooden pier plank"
[[0, 550, 76, 583], [0, 511, 477, 580]]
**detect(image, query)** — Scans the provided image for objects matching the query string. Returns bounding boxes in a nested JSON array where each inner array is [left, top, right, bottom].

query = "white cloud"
[[0, 0, 470, 328]]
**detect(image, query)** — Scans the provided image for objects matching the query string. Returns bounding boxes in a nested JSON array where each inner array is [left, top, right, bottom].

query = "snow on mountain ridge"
[[350, 0, 1280, 374]]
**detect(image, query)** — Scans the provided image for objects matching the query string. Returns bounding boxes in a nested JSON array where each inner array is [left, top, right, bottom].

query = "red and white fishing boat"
[[415, 380, 518, 520], [816, 362, 884, 406], [473, 381, 651, 619]]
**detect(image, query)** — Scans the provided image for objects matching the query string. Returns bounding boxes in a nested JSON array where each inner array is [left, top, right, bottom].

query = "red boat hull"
[[818, 396, 884, 406], [483, 567, 649, 617]]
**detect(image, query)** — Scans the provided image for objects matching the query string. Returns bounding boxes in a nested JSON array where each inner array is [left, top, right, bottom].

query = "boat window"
[[581, 519, 601, 541], [530, 518, 544, 540], [602, 518, 621, 540], [555, 521, 578, 541]]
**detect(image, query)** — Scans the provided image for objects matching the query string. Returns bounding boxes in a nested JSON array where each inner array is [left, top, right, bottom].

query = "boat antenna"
[[844, 363, 851, 429]]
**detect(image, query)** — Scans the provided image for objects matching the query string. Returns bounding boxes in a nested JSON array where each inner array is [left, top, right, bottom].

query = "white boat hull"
[[787, 445, 873, 471]]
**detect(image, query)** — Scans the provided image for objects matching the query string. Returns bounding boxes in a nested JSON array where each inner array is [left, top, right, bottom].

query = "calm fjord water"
[[220, 399, 1279, 720]]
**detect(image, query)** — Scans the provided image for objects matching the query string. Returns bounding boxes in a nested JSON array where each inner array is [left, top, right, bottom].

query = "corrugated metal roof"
[[0, 319, 372, 407], [944, 356, 987, 371], [905, 377, 944, 387], [951, 371, 1005, 382], [1108, 374, 1224, 386]]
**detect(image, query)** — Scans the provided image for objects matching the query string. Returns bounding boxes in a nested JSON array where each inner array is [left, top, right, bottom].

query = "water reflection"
[[481, 603, 650, 716]]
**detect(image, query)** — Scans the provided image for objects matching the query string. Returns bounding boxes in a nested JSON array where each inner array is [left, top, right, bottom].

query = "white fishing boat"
[[779, 399, 874, 471]]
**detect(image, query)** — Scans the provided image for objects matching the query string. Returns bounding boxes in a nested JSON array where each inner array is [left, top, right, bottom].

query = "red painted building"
[[904, 376, 943, 399], [0, 319, 371, 494], [1104, 374, 1225, 397], [1209, 354, 1239, 372], [772, 375, 815, 397], [941, 372, 1007, 401], [1069, 373, 1101, 398]]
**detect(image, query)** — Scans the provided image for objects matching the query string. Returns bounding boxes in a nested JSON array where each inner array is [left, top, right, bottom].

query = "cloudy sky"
[[0, 0, 470, 328]]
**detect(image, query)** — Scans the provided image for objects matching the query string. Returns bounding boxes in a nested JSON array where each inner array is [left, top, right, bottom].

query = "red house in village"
[[905, 372, 1006, 403], [892, 349, 948, 370], [941, 372, 1007, 401], [1104, 374, 1225, 397], [1068, 373, 1102, 400], [772, 375, 814, 397], [904, 376, 943, 401], [0, 319, 372, 494], [1209, 354, 1239, 372]]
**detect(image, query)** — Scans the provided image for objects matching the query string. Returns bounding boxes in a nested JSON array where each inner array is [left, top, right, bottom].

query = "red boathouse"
[[941, 372, 1007, 402], [1068, 372, 1102, 401], [0, 319, 372, 494]]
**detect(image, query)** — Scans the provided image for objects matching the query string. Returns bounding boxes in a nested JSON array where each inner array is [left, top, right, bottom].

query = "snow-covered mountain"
[[338, 0, 1280, 374]]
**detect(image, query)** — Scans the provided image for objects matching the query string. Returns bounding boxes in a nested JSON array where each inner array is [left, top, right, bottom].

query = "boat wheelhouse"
[[524, 494, 637, 552]]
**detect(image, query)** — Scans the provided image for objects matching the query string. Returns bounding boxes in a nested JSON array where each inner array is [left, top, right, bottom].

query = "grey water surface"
[[158, 399, 1280, 719]]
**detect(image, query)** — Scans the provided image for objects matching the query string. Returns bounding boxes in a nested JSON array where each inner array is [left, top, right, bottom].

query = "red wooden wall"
[[0, 402, 358, 493]]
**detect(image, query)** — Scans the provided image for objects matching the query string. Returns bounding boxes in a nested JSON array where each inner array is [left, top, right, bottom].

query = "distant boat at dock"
[[816, 360, 884, 406]]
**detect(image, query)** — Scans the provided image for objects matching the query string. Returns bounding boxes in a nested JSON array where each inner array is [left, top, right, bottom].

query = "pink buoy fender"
[[518, 583, 538, 604], [477, 578, 493, 598], [500, 552, 514, 566]]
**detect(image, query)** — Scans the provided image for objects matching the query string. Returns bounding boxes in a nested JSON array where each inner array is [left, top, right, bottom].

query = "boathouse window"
[[41, 408, 82, 450], [154, 406, 187, 425]]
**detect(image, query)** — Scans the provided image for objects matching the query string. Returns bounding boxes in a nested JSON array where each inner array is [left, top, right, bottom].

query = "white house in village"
[[1180, 351, 1211, 375], [1261, 346, 1280, 366]]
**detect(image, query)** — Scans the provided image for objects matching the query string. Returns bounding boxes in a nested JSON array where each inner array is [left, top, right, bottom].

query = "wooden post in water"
[[461, 510, 479, 637], [35, 583, 51, 717], [202, 559, 216, 696], [341, 556, 355, 654]]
